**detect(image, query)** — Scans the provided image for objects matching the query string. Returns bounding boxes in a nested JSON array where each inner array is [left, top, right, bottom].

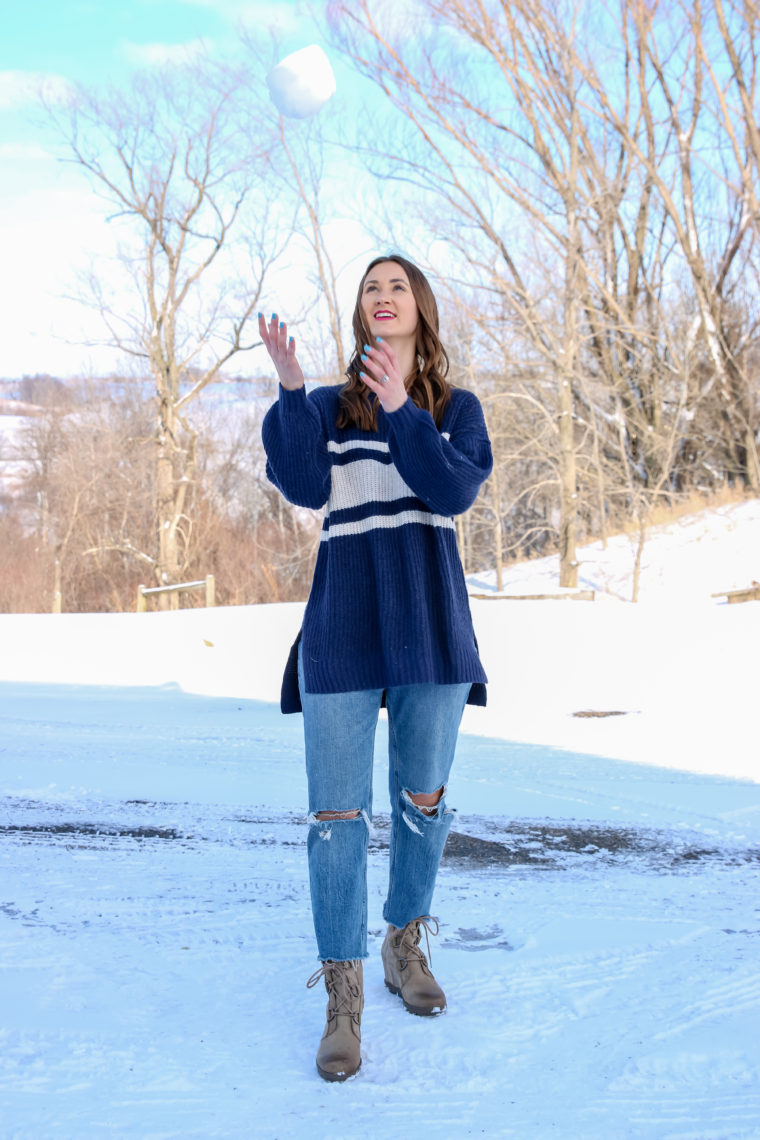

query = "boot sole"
[[316, 1059, 361, 1082], [384, 979, 446, 1017]]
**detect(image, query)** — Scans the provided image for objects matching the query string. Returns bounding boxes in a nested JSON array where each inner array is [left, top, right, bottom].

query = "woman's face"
[[360, 261, 419, 342]]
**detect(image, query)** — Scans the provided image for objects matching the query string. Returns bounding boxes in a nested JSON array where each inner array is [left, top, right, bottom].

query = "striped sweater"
[[262, 383, 493, 711]]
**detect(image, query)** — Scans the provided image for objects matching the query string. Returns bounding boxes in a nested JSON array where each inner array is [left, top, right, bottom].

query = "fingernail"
[[361, 353, 367, 363], [289, 336, 294, 344], [377, 336, 383, 343], [279, 321, 285, 329], [360, 371, 367, 380], [271, 312, 277, 320], [363, 343, 371, 352], [257, 311, 262, 318]]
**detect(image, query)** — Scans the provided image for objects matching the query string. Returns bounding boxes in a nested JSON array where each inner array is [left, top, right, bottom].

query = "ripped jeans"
[[299, 644, 470, 961]]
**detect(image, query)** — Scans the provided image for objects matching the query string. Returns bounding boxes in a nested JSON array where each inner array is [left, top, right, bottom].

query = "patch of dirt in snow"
[[3, 797, 758, 875], [0, 821, 182, 842], [449, 819, 760, 872]]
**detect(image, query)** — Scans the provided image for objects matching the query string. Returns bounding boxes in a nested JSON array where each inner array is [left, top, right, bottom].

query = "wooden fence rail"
[[136, 574, 215, 612], [710, 584, 760, 604], [469, 589, 596, 602]]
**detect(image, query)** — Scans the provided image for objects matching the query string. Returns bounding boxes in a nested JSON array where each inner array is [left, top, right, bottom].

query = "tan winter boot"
[[381, 916, 446, 1016], [306, 959, 363, 1082]]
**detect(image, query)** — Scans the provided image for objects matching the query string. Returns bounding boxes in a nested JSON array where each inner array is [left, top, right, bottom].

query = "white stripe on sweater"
[[328, 457, 417, 513], [326, 432, 450, 454], [327, 439, 389, 454], [321, 510, 455, 540]]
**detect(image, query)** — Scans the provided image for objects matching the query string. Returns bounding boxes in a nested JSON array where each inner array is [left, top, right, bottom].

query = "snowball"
[[266, 44, 337, 119]]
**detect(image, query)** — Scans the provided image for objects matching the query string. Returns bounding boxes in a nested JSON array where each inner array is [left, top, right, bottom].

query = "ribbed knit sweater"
[[262, 382, 493, 712]]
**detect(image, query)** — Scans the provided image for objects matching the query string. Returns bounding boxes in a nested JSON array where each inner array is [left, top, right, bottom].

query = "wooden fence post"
[[52, 559, 62, 614]]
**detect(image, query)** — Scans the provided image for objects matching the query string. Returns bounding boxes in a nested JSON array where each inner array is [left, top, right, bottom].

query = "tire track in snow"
[[653, 969, 760, 1041], [1, 793, 758, 1138]]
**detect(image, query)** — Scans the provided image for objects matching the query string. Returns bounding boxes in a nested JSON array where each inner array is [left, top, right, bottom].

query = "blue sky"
[[0, 0, 352, 378], [3, 0, 307, 85], [3, 0, 218, 80]]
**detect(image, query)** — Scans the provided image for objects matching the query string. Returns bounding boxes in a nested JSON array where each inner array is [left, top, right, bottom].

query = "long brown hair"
[[336, 254, 451, 431]]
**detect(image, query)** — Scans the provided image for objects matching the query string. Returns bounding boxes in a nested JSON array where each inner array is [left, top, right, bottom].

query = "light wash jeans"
[[298, 644, 470, 961]]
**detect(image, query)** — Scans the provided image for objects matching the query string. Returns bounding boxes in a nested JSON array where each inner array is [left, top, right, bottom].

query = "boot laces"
[[306, 960, 361, 1020], [397, 916, 439, 971]]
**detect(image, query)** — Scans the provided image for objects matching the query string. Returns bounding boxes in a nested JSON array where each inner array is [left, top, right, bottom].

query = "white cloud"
[[0, 181, 128, 378], [119, 39, 212, 67], [170, 0, 308, 34], [0, 71, 71, 110], [0, 143, 51, 162]]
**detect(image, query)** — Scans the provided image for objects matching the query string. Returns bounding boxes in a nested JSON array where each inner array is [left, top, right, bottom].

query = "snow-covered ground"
[[1, 501, 759, 1138], [467, 497, 760, 605], [0, 413, 33, 499]]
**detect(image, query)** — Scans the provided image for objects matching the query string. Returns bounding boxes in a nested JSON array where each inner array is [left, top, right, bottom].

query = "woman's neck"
[[382, 335, 417, 384]]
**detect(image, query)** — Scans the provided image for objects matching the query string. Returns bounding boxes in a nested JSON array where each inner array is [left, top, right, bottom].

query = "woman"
[[260, 254, 492, 1082]]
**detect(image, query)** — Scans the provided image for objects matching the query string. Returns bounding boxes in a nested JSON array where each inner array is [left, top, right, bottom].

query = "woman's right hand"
[[258, 312, 305, 391]]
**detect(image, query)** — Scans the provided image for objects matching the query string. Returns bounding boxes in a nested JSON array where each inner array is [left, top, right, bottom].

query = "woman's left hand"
[[359, 340, 408, 413]]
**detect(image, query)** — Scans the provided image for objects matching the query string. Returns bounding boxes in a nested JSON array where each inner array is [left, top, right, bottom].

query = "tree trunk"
[[558, 372, 578, 587], [490, 464, 504, 592], [155, 395, 180, 610], [559, 96, 580, 589], [746, 423, 760, 491], [631, 502, 647, 604]]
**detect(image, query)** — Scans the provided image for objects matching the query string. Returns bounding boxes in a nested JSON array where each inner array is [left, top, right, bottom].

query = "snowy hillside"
[[2, 499, 757, 783], [1, 500, 759, 1137], [0, 412, 32, 498], [467, 497, 760, 604]]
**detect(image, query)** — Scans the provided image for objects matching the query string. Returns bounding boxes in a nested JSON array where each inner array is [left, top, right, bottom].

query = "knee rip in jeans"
[[307, 808, 371, 840], [401, 786, 455, 834]]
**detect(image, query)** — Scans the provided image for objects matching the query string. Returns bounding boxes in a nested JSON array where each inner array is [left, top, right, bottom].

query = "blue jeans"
[[298, 644, 470, 961]]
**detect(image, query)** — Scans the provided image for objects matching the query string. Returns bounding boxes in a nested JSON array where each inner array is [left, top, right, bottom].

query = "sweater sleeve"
[[261, 385, 331, 509], [383, 389, 493, 516]]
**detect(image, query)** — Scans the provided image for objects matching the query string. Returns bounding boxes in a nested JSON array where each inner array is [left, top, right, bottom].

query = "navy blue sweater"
[[262, 383, 493, 711]]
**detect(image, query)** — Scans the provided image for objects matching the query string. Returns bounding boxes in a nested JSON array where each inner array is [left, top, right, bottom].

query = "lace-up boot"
[[381, 916, 446, 1016], [306, 959, 363, 1082]]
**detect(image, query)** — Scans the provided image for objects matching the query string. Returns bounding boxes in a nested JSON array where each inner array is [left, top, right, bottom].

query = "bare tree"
[[585, 0, 760, 489], [235, 32, 356, 382], [328, 0, 629, 585], [5, 376, 323, 612], [7, 383, 149, 611], [45, 61, 292, 604], [699, 0, 760, 487], [328, 0, 760, 586], [193, 388, 323, 604], [274, 118, 348, 378]]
